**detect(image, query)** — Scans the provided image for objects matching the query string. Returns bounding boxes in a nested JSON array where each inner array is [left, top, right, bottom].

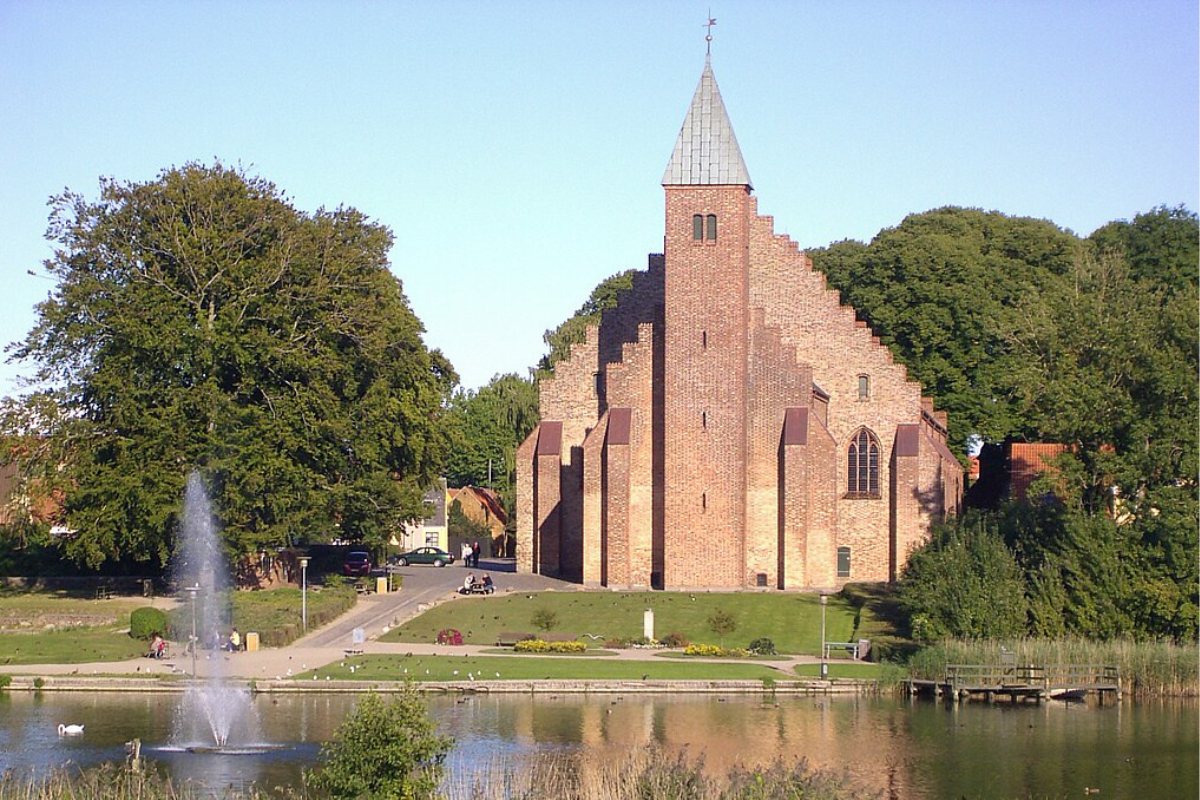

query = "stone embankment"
[[1, 674, 878, 695]]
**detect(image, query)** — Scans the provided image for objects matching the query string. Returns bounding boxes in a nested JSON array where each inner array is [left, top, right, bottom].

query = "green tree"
[[7, 163, 455, 570], [535, 269, 636, 379], [707, 608, 737, 646], [443, 372, 538, 526], [810, 207, 1082, 452], [897, 515, 1029, 641], [306, 688, 451, 800]]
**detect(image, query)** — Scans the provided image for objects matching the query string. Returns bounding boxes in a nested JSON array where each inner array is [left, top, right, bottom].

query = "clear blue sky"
[[2, 2, 1196, 399]]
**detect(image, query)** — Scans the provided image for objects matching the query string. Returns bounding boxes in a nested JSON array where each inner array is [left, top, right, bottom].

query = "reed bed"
[[0, 750, 877, 800], [907, 637, 1199, 697], [443, 748, 876, 800]]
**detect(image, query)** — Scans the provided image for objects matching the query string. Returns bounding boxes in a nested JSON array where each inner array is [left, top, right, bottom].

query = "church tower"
[[661, 59, 755, 588], [515, 48, 964, 591]]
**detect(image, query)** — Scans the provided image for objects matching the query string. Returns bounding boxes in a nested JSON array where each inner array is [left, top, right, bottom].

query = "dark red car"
[[342, 551, 372, 577]]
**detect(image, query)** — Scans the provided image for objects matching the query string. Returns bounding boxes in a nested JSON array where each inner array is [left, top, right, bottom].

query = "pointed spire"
[[662, 60, 752, 188]]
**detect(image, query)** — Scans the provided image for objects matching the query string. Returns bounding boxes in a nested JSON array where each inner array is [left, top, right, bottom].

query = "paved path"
[[0, 561, 828, 681]]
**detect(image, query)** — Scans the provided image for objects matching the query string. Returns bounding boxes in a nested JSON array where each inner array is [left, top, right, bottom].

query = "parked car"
[[342, 551, 372, 577], [390, 547, 455, 567]]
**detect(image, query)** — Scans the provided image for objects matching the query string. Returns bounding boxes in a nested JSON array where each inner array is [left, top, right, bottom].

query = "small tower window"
[[693, 214, 704, 240], [702, 492, 707, 511], [706, 214, 718, 241], [702, 330, 708, 349], [858, 375, 870, 400], [702, 411, 707, 430]]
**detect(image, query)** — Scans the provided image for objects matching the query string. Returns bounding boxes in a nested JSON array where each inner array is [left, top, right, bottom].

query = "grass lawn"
[[0, 588, 169, 665], [381, 590, 860, 655], [295, 653, 787, 682], [0, 626, 147, 665]]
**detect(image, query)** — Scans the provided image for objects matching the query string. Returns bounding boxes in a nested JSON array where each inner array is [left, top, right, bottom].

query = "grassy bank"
[[909, 638, 1199, 697], [296, 653, 787, 682], [383, 590, 860, 654], [0, 582, 357, 665]]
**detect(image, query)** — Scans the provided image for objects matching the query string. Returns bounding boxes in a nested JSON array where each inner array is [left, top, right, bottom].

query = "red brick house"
[[516, 58, 962, 590]]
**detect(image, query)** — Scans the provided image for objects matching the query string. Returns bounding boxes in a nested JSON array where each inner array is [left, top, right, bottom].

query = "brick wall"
[[663, 185, 753, 589]]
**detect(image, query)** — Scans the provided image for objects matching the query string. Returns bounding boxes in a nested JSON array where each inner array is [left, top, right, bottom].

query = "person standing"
[[471, 540, 481, 568]]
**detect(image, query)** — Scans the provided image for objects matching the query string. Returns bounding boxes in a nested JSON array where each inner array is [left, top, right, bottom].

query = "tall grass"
[[0, 751, 877, 800], [445, 748, 876, 800], [908, 637, 1199, 697]]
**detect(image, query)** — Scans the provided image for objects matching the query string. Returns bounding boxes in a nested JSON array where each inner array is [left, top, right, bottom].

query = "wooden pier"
[[907, 662, 1120, 704]]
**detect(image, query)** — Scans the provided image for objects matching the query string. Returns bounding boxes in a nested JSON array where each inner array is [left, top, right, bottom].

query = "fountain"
[[168, 472, 271, 753]]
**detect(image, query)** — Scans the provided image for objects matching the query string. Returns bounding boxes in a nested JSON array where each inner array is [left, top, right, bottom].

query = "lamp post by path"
[[299, 556, 310, 634], [185, 584, 199, 678], [820, 594, 828, 679]]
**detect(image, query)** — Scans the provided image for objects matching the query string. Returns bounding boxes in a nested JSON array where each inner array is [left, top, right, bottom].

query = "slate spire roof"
[[662, 57, 752, 188]]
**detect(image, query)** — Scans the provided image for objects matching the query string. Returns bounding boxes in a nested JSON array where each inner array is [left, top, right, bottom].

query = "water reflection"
[[0, 691, 1194, 799]]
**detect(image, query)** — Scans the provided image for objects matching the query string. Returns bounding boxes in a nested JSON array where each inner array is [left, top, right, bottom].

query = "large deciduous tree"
[[7, 163, 455, 570], [443, 373, 538, 525]]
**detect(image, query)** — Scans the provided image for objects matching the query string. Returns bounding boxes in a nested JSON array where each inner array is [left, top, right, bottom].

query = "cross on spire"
[[705, 13, 716, 56]]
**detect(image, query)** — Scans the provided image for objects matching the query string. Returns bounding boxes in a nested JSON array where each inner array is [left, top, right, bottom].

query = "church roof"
[[662, 59, 752, 188]]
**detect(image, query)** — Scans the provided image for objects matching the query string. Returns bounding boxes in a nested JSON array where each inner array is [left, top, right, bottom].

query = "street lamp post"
[[185, 584, 199, 678], [820, 594, 828, 679], [299, 556, 310, 634]]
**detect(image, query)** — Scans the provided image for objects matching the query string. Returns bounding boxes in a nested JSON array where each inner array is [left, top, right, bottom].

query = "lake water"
[[0, 690, 1195, 799]]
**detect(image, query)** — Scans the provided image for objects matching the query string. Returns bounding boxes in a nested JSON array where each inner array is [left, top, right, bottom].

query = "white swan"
[[57, 723, 84, 735]]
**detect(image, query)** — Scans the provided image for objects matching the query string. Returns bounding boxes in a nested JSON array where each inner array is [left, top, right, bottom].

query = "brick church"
[[516, 57, 962, 590]]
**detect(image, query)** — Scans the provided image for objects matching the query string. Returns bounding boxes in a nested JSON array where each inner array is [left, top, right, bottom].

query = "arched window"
[[692, 214, 704, 240], [858, 374, 870, 400], [847, 428, 880, 496], [706, 214, 717, 241]]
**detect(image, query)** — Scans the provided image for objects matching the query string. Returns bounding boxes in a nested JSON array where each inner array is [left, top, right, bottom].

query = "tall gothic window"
[[693, 214, 704, 240], [847, 428, 880, 496], [706, 214, 717, 241]]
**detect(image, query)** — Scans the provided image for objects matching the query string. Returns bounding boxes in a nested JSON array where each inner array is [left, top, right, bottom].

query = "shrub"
[[436, 629, 463, 646], [306, 687, 452, 800], [748, 637, 777, 655], [660, 631, 689, 648], [684, 643, 749, 658], [129, 607, 168, 640], [531, 608, 559, 632], [514, 639, 587, 654], [0, 674, 11, 689]]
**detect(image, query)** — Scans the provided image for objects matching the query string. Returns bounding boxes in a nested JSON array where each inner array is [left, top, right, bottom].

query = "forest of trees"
[[0, 157, 1194, 643]]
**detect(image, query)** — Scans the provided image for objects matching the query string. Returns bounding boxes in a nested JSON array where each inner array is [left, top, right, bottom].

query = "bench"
[[495, 632, 534, 647], [95, 587, 113, 600], [823, 640, 870, 660], [343, 648, 364, 656], [468, 583, 495, 595], [355, 582, 374, 595]]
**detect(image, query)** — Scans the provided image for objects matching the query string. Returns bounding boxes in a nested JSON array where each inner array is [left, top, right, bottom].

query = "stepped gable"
[[518, 53, 962, 589]]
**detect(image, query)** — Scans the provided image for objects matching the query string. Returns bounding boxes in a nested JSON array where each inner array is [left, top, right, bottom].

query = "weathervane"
[[705, 12, 716, 56]]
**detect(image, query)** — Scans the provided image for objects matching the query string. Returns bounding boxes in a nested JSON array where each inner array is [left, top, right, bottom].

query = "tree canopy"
[[5, 163, 455, 570], [443, 372, 539, 525]]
